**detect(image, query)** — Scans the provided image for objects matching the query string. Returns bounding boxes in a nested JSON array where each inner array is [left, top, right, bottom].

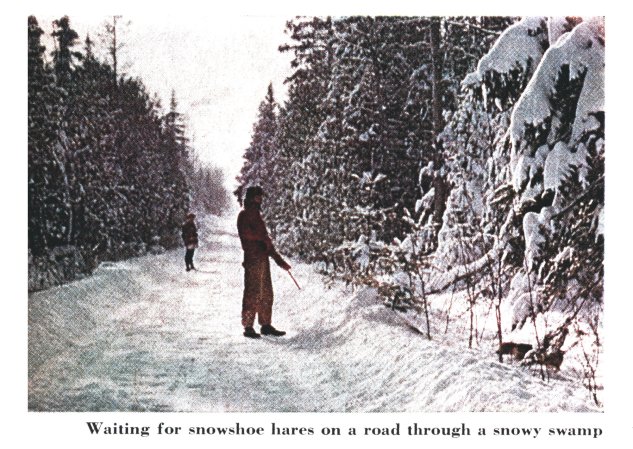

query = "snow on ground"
[[28, 216, 598, 412]]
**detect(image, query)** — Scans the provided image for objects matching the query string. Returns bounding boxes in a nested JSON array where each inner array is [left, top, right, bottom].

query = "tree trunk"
[[430, 18, 444, 137], [430, 18, 448, 230]]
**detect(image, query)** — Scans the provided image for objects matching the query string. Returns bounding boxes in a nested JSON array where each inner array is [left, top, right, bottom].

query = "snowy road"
[[28, 217, 597, 412]]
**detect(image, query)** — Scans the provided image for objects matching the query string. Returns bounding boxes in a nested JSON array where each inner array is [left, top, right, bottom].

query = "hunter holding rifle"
[[237, 186, 291, 339]]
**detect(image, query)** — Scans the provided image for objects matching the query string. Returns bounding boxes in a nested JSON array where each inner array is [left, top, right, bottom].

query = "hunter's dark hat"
[[242, 185, 264, 207], [245, 186, 263, 197]]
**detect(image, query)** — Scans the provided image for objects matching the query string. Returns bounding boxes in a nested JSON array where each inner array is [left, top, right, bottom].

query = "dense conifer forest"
[[237, 17, 604, 401], [28, 15, 229, 290]]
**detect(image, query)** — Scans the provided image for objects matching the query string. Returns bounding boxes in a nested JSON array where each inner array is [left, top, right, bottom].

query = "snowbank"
[[29, 217, 599, 412]]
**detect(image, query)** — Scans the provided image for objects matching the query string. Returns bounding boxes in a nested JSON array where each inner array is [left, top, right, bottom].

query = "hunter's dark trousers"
[[242, 256, 274, 327], [185, 248, 195, 268]]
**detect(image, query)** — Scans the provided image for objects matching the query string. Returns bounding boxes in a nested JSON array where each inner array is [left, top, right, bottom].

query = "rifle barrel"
[[288, 271, 301, 290]]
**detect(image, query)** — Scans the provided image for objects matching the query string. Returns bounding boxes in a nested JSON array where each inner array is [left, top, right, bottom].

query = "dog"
[[520, 348, 565, 374], [541, 349, 565, 371], [496, 342, 534, 361]]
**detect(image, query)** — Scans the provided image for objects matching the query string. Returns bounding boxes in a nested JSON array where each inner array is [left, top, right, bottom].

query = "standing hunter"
[[237, 186, 291, 338], [181, 213, 198, 271]]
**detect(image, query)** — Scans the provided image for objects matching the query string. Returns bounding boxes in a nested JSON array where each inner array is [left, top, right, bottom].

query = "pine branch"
[[551, 174, 604, 220], [444, 20, 503, 36]]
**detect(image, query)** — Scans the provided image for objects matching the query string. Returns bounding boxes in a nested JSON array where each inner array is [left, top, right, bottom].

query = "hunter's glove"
[[273, 254, 291, 271]]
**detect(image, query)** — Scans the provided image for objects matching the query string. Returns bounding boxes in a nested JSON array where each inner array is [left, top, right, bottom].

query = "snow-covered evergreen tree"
[[28, 16, 65, 253], [251, 16, 516, 281], [408, 16, 604, 398], [28, 15, 201, 290], [236, 83, 278, 205], [266, 17, 336, 252]]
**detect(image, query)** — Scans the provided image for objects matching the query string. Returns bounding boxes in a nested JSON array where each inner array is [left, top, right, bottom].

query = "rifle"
[[287, 270, 301, 290]]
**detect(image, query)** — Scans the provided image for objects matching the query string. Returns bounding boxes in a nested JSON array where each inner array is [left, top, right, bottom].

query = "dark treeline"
[[189, 152, 231, 216], [28, 15, 228, 290]]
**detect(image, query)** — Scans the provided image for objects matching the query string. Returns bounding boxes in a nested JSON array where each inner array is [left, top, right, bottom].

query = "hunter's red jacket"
[[181, 220, 198, 246], [237, 206, 286, 267]]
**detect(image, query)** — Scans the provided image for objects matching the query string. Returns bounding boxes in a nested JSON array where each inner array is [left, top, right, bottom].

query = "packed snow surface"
[[28, 216, 597, 412]]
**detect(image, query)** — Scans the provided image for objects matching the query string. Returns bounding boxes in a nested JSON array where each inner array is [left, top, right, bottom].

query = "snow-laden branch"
[[463, 17, 548, 87], [509, 18, 605, 148], [426, 238, 502, 294]]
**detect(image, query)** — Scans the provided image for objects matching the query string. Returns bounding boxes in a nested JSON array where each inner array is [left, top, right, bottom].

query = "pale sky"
[[38, 14, 294, 190]]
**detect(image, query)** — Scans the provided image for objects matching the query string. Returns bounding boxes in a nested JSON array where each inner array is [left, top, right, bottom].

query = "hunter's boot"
[[243, 327, 261, 339], [260, 325, 286, 337]]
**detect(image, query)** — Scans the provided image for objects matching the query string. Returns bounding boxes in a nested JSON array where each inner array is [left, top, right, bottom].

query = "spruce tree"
[[267, 17, 336, 251], [28, 16, 62, 253], [29, 15, 196, 288], [51, 16, 82, 86], [236, 83, 278, 205]]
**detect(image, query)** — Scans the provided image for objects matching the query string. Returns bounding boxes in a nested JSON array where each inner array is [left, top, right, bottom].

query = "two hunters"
[[180, 185, 291, 339]]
